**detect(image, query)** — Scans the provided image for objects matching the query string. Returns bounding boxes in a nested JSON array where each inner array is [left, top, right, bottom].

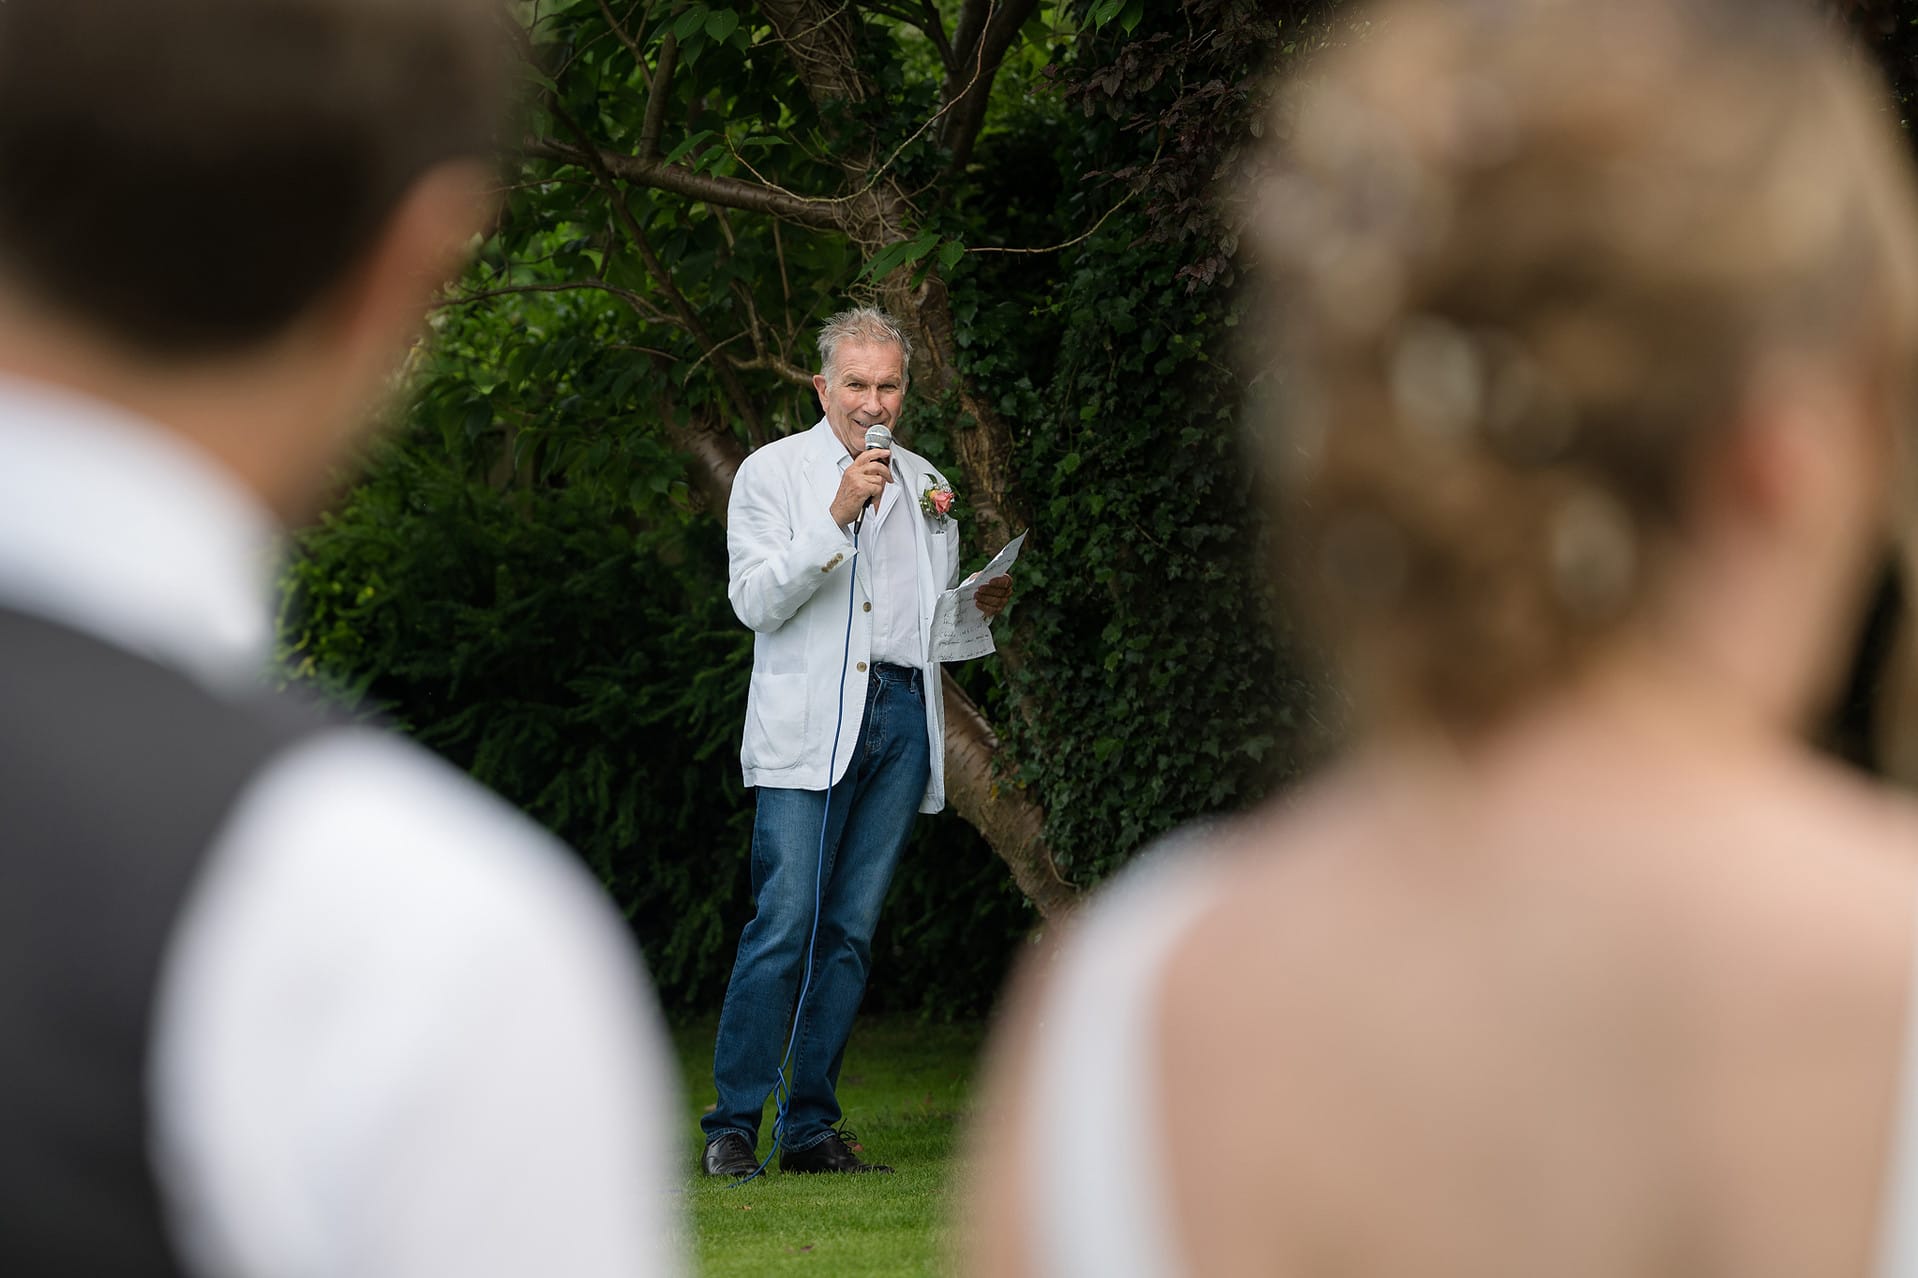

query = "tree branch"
[[521, 136, 844, 231], [950, 0, 989, 68], [941, 671, 1079, 917], [435, 279, 660, 315], [723, 262, 816, 392], [919, 0, 956, 68], [733, 353, 816, 388], [592, 0, 652, 91], [772, 220, 794, 324], [857, 0, 955, 69], [551, 24, 620, 86], [667, 410, 748, 520], [638, 31, 677, 159], [550, 106, 771, 445], [938, 0, 1040, 172], [966, 186, 1139, 255], [758, 1, 872, 121]]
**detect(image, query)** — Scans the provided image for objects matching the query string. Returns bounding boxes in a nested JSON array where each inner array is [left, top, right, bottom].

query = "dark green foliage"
[[280, 282, 1030, 1017], [281, 440, 1030, 1013], [276, 0, 1325, 1011], [281, 432, 757, 1004], [978, 219, 1324, 883]]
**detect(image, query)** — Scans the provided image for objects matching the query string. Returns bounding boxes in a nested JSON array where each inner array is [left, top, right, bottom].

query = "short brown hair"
[[0, 0, 513, 357], [1248, 0, 1918, 726]]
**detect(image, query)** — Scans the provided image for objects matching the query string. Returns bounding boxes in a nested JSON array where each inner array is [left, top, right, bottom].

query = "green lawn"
[[672, 1017, 986, 1277]]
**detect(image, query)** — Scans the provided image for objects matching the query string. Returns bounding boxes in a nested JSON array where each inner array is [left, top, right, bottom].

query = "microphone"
[[854, 422, 893, 530]]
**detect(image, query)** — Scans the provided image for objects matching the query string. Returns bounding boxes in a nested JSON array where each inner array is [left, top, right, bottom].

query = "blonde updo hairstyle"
[[1251, 0, 1918, 727]]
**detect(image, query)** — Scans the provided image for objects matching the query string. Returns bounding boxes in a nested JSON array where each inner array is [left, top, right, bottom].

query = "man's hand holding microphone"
[[828, 420, 1012, 621], [830, 422, 894, 528]]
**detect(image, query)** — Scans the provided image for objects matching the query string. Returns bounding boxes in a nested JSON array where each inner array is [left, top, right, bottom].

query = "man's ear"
[[812, 372, 829, 414], [328, 161, 498, 365]]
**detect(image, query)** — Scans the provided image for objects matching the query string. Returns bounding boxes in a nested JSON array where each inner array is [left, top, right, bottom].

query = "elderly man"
[[701, 307, 1011, 1176]]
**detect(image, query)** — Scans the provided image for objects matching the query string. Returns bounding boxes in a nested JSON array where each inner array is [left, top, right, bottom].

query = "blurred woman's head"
[[1250, 0, 1918, 731]]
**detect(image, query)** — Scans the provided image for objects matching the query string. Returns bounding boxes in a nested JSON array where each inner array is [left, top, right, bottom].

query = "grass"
[[671, 1016, 985, 1277]]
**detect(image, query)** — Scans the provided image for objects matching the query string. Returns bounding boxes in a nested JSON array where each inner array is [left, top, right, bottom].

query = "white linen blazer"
[[727, 417, 961, 813]]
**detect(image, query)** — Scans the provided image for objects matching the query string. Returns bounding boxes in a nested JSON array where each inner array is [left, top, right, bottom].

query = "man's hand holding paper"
[[931, 531, 1025, 661], [974, 575, 1013, 620]]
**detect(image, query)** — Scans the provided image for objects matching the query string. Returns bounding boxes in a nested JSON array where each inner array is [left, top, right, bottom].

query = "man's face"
[[813, 340, 906, 454]]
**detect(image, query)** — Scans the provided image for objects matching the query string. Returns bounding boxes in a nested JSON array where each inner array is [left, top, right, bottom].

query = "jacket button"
[[857, 662, 868, 672], [863, 601, 872, 612]]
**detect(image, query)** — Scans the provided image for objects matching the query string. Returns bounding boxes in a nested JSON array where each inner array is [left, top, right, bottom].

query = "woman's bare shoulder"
[[1161, 746, 1918, 1018]]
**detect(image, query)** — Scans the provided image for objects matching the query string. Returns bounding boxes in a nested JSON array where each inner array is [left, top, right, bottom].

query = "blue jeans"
[[703, 663, 930, 1152]]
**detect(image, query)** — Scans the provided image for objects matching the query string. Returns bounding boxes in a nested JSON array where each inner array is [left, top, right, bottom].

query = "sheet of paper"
[[930, 531, 1026, 662]]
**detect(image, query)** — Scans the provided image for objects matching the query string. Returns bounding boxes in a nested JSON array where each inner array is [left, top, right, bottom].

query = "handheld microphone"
[[855, 422, 893, 530]]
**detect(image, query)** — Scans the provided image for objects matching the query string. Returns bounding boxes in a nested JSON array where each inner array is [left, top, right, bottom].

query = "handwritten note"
[[929, 531, 1026, 662]]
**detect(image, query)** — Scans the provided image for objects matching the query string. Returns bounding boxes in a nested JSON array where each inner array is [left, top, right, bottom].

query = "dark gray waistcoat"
[[0, 605, 319, 1274]]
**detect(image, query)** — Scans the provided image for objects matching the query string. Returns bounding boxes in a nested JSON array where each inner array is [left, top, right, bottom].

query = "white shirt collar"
[[0, 374, 280, 693]]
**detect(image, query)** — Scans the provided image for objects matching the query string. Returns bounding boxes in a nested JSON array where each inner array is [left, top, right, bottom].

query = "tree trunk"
[[882, 271, 1026, 563], [941, 670, 1078, 916]]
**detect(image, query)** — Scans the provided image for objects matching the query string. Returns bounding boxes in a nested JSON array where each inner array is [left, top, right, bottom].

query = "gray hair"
[[817, 306, 913, 386]]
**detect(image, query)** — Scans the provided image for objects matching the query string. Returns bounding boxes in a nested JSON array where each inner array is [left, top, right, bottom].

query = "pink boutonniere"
[[920, 478, 955, 527]]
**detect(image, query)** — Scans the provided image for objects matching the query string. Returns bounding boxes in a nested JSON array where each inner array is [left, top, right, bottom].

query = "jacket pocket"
[[745, 672, 809, 771]]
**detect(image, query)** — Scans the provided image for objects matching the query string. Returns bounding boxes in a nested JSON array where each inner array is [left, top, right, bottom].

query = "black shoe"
[[779, 1130, 893, 1174], [702, 1131, 759, 1177]]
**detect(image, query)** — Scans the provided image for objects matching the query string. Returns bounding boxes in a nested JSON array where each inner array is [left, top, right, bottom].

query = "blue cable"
[[729, 519, 862, 1187]]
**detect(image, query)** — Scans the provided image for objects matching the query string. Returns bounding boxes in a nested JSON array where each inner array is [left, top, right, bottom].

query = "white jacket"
[[727, 417, 961, 813]]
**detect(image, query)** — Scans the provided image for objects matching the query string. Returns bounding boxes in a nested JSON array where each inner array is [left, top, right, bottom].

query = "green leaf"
[[662, 129, 717, 167], [704, 9, 738, 43], [671, 6, 708, 42], [938, 239, 965, 273], [857, 230, 939, 283]]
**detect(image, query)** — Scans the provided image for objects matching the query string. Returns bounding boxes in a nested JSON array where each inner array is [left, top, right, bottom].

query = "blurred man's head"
[[1249, 0, 1918, 733], [0, 0, 513, 518]]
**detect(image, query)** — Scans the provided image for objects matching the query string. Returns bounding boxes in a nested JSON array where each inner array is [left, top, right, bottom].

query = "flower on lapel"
[[920, 477, 955, 527]]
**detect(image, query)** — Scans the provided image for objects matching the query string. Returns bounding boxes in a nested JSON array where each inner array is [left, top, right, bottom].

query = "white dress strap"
[[1874, 892, 1918, 1277], [1028, 841, 1224, 1278]]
